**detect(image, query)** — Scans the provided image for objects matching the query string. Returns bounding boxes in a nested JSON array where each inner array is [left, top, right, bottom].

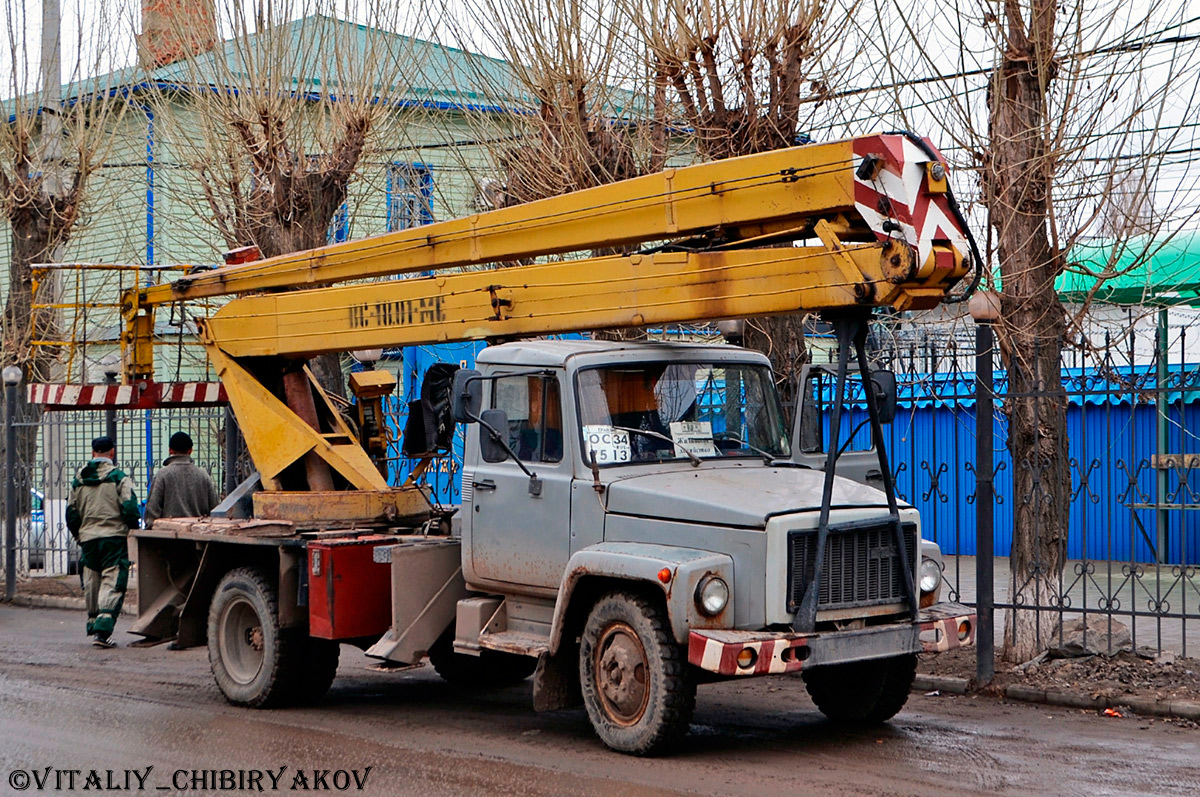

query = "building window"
[[327, 201, 349, 244], [387, 163, 434, 231]]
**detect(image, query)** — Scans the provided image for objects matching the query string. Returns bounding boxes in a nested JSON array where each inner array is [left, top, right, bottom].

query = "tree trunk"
[[986, 0, 1070, 662], [245, 179, 351, 400], [742, 314, 808, 426], [2, 201, 73, 522]]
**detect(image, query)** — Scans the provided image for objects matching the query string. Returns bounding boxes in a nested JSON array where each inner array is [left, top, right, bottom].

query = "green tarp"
[[1056, 230, 1200, 306]]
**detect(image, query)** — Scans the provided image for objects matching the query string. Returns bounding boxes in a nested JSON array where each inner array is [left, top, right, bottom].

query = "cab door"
[[464, 373, 571, 588]]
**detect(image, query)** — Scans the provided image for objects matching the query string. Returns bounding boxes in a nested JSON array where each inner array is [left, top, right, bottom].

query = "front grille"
[[786, 521, 917, 612]]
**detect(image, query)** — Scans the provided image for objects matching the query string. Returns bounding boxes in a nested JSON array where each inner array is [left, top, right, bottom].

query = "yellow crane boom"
[[44, 132, 979, 523], [122, 133, 972, 374]]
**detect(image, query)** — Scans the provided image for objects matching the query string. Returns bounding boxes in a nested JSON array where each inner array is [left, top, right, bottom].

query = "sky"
[[4, 0, 1198, 237]]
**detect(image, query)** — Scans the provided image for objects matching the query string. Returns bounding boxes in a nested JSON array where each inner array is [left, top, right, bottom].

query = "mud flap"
[[532, 648, 582, 712], [175, 544, 227, 648]]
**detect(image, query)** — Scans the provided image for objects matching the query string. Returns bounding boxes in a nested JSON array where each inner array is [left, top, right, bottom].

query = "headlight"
[[695, 575, 729, 616], [919, 558, 941, 594]]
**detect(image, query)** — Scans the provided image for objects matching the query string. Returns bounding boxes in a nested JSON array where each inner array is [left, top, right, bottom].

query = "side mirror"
[[871, 370, 897, 424], [452, 369, 483, 423], [479, 408, 510, 463]]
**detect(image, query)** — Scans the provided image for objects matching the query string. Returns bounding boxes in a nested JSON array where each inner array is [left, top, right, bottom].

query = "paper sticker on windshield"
[[583, 425, 632, 464], [670, 421, 718, 458]]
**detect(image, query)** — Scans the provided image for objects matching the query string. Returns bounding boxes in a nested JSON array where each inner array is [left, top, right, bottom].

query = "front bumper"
[[687, 601, 976, 677]]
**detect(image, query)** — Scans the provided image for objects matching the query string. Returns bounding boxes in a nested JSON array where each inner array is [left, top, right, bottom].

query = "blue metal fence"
[[831, 365, 1200, 566], [377, 339, 1200, 567]]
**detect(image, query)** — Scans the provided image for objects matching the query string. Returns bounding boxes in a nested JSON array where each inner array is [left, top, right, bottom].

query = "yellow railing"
[[30, 263, 217, 383]]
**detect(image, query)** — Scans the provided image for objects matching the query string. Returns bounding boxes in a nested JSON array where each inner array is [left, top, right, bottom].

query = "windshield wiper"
[[608, 425, 702, 467], [713, 432, 776, 464]]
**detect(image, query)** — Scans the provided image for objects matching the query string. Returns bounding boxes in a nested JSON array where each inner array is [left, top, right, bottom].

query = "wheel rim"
[[594, 621, 650, 726], [219, 596, 265, 685]]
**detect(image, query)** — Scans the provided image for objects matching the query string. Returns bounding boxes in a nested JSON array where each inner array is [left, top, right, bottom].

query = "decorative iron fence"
[[1, 404, 228, 577], [867, 325, 1200, 658], [5, 323, 1198, 659]]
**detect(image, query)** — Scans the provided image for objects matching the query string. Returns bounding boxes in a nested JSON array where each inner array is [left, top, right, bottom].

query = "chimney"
[[139, 0, 218, 68]]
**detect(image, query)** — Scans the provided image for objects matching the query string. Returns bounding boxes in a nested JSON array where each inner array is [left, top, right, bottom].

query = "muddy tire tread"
[[289, 637, 341, 704], [579, 591, 695, 756], [802, 653, 916, 724], [207, 567, 296, 709]]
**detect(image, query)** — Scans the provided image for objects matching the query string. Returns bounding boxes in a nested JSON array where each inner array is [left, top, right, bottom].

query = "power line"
[[830, 15, 1200, 100]]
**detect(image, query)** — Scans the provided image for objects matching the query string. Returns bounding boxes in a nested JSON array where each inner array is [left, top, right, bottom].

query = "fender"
[[549, 542, 734, 652]]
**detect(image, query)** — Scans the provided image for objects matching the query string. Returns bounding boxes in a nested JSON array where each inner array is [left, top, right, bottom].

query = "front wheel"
[[579, 591, 695, 755], [801, 653, 917, 723]]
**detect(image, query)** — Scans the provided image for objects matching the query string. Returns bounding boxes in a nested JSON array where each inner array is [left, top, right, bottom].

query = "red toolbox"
[[308, 535, 394, 640]]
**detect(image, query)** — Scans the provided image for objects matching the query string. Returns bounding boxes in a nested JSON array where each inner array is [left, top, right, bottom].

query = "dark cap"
[[169, 431, 194, 452], [91, 436, 115, 454]]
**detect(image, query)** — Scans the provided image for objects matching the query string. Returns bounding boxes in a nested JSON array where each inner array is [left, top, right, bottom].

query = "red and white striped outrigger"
[[27, 381, 227, 410]]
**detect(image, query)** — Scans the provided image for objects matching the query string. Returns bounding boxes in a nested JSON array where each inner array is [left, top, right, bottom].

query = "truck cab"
[[440, 339, 972, 753]]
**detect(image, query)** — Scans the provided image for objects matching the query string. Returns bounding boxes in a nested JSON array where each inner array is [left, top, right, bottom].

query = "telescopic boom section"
[[122, 133, 972, 373]]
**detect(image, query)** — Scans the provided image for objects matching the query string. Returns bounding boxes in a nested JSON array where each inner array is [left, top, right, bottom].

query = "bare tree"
[[438, 0, 679, 340], [146, 0, 415, 393], [635, 0, 856, 406], [447, 0, 672, 209], [640, 0, 843, 158], [0, 0, 130, 514], [860, 0, 1200, 660]]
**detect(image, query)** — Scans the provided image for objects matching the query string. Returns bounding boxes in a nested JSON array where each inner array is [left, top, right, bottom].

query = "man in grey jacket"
[[66, 436, 139, 647], [145, 432, 220, 528]]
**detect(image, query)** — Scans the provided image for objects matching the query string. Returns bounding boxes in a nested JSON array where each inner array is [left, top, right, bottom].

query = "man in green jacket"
[[66, 436, 140, 648]]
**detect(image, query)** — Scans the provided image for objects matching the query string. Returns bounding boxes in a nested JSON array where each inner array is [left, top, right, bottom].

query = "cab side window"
[[492, 375, 563, 463]]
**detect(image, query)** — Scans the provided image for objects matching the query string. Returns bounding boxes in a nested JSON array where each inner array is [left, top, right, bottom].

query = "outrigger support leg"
[[853, 319, 918, 623], [792, 311, 916, 633]]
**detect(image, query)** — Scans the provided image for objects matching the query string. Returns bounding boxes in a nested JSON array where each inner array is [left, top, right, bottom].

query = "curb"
[[1003, 684, 1200, 722], [914, 672, 1200, 722], [913, 674, 971, 695], [2, 594, 136, 616]]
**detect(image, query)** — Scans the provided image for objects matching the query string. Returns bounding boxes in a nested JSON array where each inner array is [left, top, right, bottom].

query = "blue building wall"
[[382, 341, 486, 506], [379, 336, 586, 506]]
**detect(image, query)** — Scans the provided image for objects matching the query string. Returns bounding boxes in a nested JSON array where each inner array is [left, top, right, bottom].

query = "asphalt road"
[[1, 605, 1197, 797]]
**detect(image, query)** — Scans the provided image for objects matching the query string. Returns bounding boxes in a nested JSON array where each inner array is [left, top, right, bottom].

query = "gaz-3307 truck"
[[33, 132, 977, 754]]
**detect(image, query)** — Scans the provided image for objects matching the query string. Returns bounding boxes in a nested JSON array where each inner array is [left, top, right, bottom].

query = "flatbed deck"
[[135, 518, 306, 547]]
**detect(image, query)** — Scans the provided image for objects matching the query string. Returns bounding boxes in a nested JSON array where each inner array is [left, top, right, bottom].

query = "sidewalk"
[[942, 555, 1199, 656], [0, 573, 138, 616]]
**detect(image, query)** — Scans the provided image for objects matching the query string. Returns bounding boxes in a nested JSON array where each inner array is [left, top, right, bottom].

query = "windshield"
[[577, 361, 791, 465]]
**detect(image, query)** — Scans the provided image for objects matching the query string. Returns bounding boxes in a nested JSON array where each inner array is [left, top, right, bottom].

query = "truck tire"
[[208, 567, 296, 708], [428, 631, 537, 687], [579, 591, 695, 755], [290, 637, 341, 704], [801, 653, 917, 723]]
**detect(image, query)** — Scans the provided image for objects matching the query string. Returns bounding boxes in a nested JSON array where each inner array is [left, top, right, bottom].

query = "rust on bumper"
[[688, 602, 976, 677], [918, 602, 977, 653]]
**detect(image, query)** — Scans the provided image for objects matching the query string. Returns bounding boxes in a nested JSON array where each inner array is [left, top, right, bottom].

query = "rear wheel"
[[208, 567, 295, 708], [802, 654, 917, 723], [290, 637, 341, 704], [579, 591, 695, 755]]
